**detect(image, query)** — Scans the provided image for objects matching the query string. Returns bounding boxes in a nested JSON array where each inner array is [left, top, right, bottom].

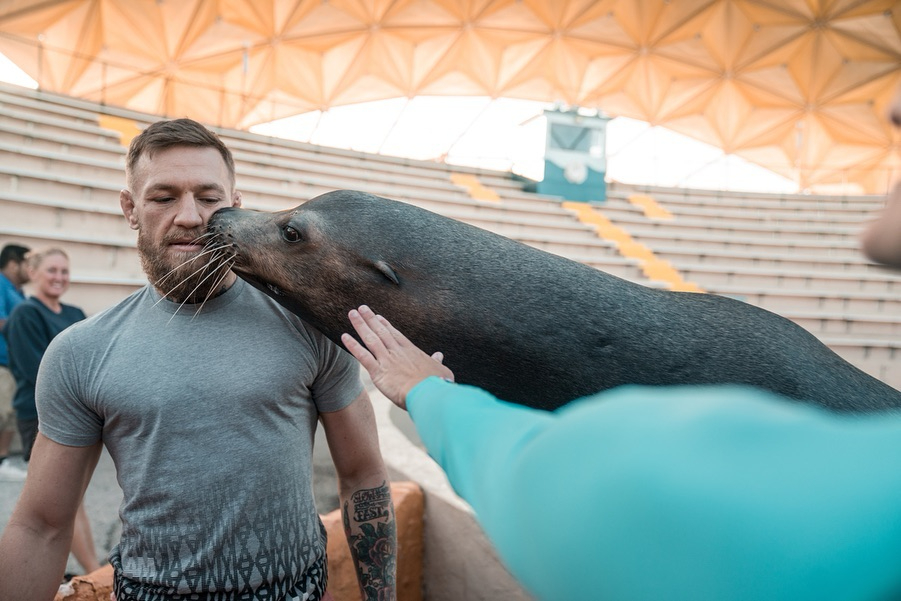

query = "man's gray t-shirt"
[[36, 279, 363, 599]]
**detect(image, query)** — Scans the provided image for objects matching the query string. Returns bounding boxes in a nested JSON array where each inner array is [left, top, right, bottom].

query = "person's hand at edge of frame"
[[341, 305, 454, 410]]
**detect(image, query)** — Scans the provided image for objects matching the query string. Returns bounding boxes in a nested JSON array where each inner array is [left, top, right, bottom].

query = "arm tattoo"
[[344, 481, 397, 601]]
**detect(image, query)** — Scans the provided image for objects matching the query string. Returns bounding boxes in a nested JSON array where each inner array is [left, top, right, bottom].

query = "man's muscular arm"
[[343, 480, 397, 599], [0, 435, 102, 601], [321, 391, 397, 601]]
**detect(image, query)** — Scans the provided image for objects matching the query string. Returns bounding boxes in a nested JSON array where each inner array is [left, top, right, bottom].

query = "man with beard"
[[0, 119, 397, 601]]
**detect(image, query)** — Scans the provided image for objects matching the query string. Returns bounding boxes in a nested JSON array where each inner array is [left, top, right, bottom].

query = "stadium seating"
[[0, 80, 897, 389]]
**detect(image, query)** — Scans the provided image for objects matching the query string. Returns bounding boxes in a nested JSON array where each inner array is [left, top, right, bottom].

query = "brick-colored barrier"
[[54, 565, 113, 601], [55, 481, 423, 601]]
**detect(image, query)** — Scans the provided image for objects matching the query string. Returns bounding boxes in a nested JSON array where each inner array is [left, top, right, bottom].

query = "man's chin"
[[166, 245, 205, 257], [162, 246, 204, 264], [139, 238, 232, 302], [148, 262, 233, 303], [156, 278, 221, 304]]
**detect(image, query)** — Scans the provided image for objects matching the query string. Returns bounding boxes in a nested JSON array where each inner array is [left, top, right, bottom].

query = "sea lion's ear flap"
[[375, 260, 399, 285]]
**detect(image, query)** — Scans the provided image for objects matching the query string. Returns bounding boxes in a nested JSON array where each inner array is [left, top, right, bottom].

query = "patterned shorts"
[[110, 547, 329, 601]]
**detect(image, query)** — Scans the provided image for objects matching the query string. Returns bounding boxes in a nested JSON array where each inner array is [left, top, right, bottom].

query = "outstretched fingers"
[[342, 305, 402, 374], [341, 305, 455, 409], [348, 305, 397, 353], [373, 312, 418, 350], [340, 331, 378, 374]]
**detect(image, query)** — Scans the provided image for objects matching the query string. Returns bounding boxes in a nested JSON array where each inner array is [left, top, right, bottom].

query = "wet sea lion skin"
[[207, 189, 901, 412]]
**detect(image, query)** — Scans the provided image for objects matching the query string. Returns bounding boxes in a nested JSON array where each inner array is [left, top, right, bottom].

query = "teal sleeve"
[[406, 377, 901, 601]]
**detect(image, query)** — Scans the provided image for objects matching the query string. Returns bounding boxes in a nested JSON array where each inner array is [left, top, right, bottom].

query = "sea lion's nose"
[[207, 206, 238, 233]]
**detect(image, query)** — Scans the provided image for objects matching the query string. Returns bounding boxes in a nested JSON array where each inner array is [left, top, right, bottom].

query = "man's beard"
[[138, 229, 230, 304]]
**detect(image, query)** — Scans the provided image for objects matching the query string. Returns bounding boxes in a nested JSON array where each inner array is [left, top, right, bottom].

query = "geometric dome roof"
[[1, 0, 898, 192]]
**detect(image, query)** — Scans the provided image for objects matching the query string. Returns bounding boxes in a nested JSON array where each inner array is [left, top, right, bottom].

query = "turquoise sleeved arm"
[[406, 377, 901, 601]]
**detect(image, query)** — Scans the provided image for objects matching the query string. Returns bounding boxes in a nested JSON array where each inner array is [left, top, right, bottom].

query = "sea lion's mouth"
[[233, 269, 286, 298]]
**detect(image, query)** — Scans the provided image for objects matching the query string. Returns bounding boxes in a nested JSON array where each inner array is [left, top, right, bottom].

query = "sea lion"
[[206, 189, 901, 412]]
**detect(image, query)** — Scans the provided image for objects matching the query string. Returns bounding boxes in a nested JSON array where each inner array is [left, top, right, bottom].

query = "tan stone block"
[[55, 564, 113, 601]]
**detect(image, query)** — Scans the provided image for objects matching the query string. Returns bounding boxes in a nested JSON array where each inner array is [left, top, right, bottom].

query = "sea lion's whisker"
[[192, 231, 216, 243], [167, 255, 234, 323], [153, 243, 231, 288], [152, 260, 214, 309], [153, 242, 234, 291], [193, 258, 235, 318], [153, 249, 231, 310], [164, 255, 224, 300]]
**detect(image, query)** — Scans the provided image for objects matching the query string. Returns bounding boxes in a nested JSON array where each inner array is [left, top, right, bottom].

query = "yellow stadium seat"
[[97, 115, 142, 147], [564, 202, 704, 292], [450, 173, 500, 202]]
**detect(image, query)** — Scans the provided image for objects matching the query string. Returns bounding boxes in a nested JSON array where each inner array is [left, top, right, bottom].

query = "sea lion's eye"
[[282, 226, 301, 243]]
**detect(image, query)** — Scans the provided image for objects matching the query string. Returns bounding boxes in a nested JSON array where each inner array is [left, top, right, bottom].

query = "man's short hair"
[[0, 244, 30, 269], [125, 118, 236, 190]]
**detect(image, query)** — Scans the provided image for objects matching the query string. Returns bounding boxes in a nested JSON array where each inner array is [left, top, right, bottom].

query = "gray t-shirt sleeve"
[[36, 326, 104, 447], [307, 325, 364, 413]]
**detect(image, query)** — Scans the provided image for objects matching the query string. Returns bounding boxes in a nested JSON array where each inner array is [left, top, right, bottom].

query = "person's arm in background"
[[0, 300, 9, 331], [5, 304, 47, 399], [860, 93, 901, 269], [0, 282, 18, 332], [343, 305, 901, 601], [861, 183, 901, 269]]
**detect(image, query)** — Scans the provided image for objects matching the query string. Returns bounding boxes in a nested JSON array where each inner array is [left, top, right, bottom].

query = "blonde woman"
[[3, 248, 100, 575]]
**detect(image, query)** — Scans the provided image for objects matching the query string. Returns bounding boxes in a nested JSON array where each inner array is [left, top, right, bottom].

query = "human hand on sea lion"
[[342, 305, 454, 410]]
